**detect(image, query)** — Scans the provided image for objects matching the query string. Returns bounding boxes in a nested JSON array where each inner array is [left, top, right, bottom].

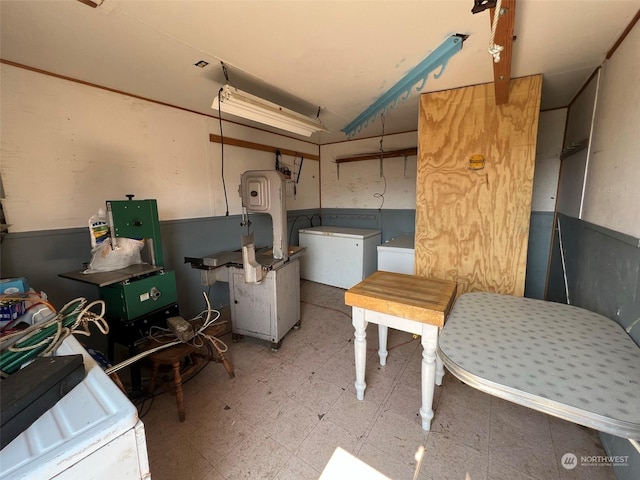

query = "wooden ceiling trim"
[[606, 8, 640, 59]]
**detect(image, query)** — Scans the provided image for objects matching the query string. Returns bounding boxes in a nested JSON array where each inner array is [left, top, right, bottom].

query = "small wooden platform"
[[345, 271, 457, 327]]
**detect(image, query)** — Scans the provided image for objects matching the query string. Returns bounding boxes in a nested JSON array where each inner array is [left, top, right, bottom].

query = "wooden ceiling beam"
[[489, 0, 516, 104]]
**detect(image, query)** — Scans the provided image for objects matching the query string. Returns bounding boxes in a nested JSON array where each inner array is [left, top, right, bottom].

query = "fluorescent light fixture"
[[341, 34, 468, 138], [212, 85, 328, 137]]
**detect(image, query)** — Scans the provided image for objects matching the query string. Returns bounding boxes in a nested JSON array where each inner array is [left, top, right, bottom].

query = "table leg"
[[352, 307, 368, 401], [435, 353, 445, 386], [419, 324, 439, 430], [378, 324, 388, 366], [435, 328, 445, 386]]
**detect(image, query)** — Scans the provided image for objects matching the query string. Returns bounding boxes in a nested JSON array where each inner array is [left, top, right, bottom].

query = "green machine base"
[[100, 271, 177, 321]]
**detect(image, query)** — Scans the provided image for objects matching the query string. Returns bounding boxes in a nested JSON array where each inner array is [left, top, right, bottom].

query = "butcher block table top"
[[345, 271, 457, 327]]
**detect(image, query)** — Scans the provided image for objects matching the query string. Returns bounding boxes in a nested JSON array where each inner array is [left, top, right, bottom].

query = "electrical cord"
[[0, 298, 108, 377], [218, 88, 230, 217], [374, 114, 386, 210], [0, 291, 229, 415], [374, 175, 387, 210], [288, 213, 322, 246], [136, 391, 155, 419], [131, 296, 224, 417], [301, 299, 351, 319], [300, 299, 417, 352], [0, 292, 57, 334], [0, 292, 56, 312], [104, 292, 228, 375], [309, 213, 322, 224]]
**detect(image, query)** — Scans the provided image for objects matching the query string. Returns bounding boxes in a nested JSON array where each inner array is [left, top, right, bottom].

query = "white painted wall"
[[0, 64, 319, 233], [319, 131, 418, 209], [531, 108, 566, 212], [582, 21, 640, 238]]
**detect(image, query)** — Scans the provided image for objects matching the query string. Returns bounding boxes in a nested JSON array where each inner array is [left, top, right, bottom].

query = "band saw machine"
[[60, 197, 179, 364], [186, 170, 305, 350]]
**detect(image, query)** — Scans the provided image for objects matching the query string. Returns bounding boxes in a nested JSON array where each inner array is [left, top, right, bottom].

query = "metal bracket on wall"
[[560, 138, 589, 160]]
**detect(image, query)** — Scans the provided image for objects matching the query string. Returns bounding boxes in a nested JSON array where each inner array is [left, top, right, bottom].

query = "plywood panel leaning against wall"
[[415, 75, 542, 296]]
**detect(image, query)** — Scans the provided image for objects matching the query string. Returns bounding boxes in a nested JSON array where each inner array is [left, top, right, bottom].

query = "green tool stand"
[[60, 197, 179, 393]]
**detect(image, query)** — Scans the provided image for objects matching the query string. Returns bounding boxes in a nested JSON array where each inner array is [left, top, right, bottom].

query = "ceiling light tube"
[[212, 85, 328, 137]]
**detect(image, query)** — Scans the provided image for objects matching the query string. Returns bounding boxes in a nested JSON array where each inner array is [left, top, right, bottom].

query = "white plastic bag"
[[83, 238, 144, 273]]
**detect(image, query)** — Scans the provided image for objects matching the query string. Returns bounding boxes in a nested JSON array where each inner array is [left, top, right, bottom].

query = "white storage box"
[[377, 235, 415, 274], [0, 335, 150, 480], [299, 226, 381, 289]]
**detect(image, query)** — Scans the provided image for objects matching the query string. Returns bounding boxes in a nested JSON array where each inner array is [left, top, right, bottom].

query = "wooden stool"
[[145, 322, 234, 422]]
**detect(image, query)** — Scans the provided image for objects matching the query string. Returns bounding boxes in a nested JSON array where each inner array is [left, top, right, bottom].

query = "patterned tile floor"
[[137, 281, 615, 480]]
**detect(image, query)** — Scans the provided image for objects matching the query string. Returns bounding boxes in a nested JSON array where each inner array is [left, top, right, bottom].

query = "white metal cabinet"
[[298, 226, 381, 289], [229, 258, 300, 348]]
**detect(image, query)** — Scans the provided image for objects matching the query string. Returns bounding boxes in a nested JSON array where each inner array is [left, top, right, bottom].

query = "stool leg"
[[110, 372, 127, 394], [220, 353, 235, 378], [172, 361, 185, 422], [148, 361, 160, 395], [208, 339, 235, 378], [216, 348, 235, 378]]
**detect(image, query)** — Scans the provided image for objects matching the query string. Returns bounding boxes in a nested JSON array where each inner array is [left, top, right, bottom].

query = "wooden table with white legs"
[[344, 271, 457, 430]]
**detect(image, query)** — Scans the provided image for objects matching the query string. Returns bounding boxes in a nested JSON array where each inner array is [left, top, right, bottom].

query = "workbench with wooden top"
[[345, 271, 457, 430]]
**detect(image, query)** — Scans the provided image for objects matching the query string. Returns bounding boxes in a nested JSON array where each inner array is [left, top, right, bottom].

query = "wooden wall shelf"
[[335, 147, 418, 164]]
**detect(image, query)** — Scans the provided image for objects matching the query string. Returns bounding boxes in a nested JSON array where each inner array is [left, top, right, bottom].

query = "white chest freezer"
[[377, 235, 415, 274], [298, 226, 381, 289], [0, 335, 150, 480]]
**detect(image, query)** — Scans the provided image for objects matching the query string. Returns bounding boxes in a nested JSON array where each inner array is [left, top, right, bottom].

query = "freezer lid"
[[0, 336, 139, 479], [298, 226, 382, 239], [377, 235, 415, 251]]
